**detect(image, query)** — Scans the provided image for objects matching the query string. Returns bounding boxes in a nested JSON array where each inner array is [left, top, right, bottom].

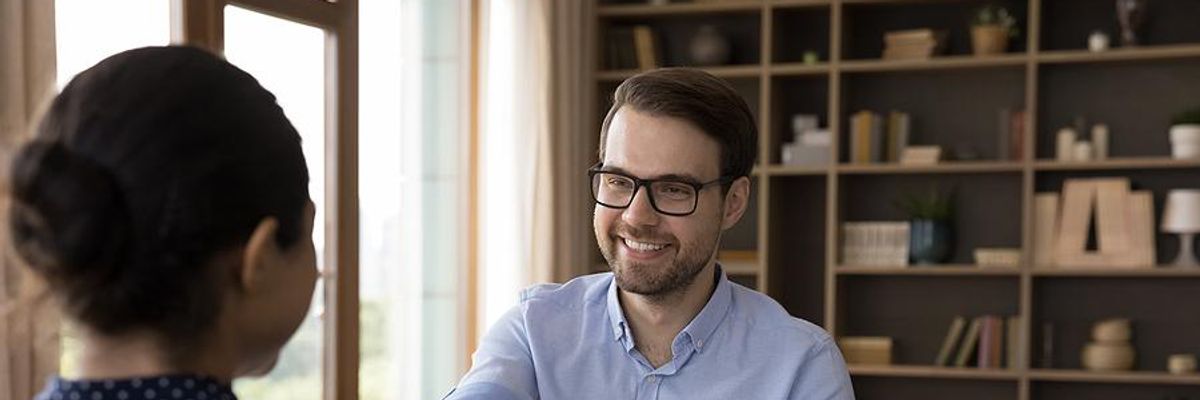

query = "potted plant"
[[896, 188, 956, 265], [970, 5, 1017, 56], [1171, 108, 1200, 159]]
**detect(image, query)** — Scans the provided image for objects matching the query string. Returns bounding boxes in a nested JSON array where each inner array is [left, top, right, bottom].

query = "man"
[[447, 68, 854, 399]]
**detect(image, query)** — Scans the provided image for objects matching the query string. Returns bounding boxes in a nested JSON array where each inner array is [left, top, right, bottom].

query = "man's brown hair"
[[599, 68, 758, 182]]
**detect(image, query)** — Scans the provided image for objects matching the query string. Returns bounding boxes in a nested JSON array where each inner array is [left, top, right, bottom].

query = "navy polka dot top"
[[34, 375, 237, 400]]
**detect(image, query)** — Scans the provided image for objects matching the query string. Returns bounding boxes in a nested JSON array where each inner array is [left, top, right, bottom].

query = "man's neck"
[[619, 262, 719, 360]]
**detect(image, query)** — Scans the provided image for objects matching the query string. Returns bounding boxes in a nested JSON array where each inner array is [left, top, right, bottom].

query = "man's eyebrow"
[[600, 165, 703, 183]]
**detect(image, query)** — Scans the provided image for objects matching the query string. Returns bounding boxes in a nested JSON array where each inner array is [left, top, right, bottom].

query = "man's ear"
[[240, 217, 280, 292], [721, 176, 751, 230]]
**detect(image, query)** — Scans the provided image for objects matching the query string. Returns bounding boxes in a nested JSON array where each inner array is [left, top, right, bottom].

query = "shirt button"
[[696, 339, 704, 348], [646, 376, 657, 384]]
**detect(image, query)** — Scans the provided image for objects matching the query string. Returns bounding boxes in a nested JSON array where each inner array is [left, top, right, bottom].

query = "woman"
[[10, 46, 318, 400]]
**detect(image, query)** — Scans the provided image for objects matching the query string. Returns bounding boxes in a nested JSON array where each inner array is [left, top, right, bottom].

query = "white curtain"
[[480, 0, 547, 330], [1, 1, 60, 399], [478, 0, 593, 333]]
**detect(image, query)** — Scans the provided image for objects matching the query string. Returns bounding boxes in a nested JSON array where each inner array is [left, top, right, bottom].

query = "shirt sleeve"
[[789, 336, 856, 400], [443, 304, 539, 400]]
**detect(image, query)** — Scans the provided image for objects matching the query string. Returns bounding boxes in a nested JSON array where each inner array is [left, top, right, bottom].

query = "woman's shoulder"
[[35, 374, 236, 400]]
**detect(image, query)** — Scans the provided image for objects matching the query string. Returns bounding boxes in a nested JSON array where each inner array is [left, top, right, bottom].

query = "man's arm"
[[789, 336, 856, 400], [443, 305, 539, 400]]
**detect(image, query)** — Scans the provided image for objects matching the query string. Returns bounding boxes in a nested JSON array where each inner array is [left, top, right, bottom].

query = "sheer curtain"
[[477, 0, 594, 333], [1, 1, 59, 399]]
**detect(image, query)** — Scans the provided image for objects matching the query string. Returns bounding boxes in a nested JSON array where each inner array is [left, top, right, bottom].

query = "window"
[[223, 6, 327, 400], [358, 1, 470, 399]]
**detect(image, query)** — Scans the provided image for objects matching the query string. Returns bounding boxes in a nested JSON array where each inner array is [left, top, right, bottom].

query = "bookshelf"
[[590, 1, 1200, 399]]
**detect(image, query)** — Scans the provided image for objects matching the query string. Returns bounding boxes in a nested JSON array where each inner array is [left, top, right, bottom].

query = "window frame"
[[170, 1, 361, 399]]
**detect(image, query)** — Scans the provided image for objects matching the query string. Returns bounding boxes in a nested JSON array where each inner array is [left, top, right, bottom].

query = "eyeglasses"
[[588, 164, 732, 216]]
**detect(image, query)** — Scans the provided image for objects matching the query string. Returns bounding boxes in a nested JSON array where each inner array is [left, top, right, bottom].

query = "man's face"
[[594, 107, 745, 297]]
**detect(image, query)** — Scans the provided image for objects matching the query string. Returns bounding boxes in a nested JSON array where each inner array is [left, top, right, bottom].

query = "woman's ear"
[[721, 176, 751, 230], [240, 217, 281, 292]]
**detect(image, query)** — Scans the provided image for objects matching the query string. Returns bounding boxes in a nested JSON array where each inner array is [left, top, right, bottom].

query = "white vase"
[[1170, 124, 1200, 159]]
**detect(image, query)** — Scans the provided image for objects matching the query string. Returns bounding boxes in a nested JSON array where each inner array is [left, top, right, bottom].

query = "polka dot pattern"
[[34, 375, 236, 400]]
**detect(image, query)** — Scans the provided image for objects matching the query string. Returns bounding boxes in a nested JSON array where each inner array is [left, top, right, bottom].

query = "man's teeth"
[[624, 238, 667, 251]]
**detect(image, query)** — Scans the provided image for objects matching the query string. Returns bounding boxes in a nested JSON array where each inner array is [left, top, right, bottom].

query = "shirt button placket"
[[636, 375, 661, 400]]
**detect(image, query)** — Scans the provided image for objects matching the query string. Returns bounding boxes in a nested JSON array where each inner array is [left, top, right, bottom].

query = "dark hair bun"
[[9, 140, 130, 283]]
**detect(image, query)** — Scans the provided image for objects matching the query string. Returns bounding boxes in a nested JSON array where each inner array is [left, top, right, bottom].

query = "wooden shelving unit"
[[1030, 267, 1200, 278], [591, 1, 1200, 398], [1028, 369, 1200, 386], [837, 265, 1021, 276], [850, 364, 1022, 381]]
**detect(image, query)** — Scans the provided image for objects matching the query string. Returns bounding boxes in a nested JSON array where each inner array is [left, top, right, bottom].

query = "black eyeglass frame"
[[587, 164, 735, 216]]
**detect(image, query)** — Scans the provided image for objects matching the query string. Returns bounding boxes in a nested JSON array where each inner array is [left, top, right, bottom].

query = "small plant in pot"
[[970, 4, 1018, 56], [896, 188, 956, 265], [1170, 108, 1200, 159]]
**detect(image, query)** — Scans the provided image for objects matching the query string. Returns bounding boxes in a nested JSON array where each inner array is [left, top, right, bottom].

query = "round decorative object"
[[1082, 342, 1136, 371], [689, 25, 731, 66], [1092, 318, 1132, 342], [1170, 124, 1200, 159], [1168, 354, 1198, 375], [1089, 31, 1111, 52]]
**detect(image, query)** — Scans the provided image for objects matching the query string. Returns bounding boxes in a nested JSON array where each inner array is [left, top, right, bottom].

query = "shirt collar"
[[606, 274, 631, 345], [605, 265, 734, 352]]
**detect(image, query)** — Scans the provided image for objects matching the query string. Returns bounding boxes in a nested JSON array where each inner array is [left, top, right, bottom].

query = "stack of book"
[[934, 315, 1021, 369], [841, 222, 909, 267], [605, 25, 660, 70], [716, 250, 759, 275], [849, 110, 910, 164], [883, 29, 947, 60], [839, 336, 893, 366]]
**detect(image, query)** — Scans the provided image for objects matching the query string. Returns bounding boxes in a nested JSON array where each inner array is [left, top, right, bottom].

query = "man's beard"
[[600, 222, 721, 299]]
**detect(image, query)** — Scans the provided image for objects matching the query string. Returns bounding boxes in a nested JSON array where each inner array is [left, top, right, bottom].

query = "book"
[[632, 25, 658, 70], [882, 29, 947, 60], [955, 317, 983, 367], [1010, 110, 1026, 160], [978, 316, 994, 368], [850, 111, 873, 163], [987, 316, 1004, 368], [1128, 190, 1157, 266], [884, 29, 941, 44], [935, 316, 967, 366], [887, 111, 910, 163], [1033, 193, 1060, 268], [1006, 316, 1021, 369], [870, 112, 885, 162], [717, 250, 758, 275], [839, 336, 893, 365]]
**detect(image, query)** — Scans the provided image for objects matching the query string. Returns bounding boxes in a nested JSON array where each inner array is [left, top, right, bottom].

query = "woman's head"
[[8, 46, 317, 376]]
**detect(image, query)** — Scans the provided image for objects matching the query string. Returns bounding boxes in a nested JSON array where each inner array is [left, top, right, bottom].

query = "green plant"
[[1172, 108, 1200, 125], [972, 4, 1019, 38], [895, 188, 956, 221]]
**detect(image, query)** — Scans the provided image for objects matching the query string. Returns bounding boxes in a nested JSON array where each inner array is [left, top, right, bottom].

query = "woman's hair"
[[8, 46, 310, 345]]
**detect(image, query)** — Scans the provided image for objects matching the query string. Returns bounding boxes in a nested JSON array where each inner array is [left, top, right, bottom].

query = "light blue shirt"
[[445, 267, 855, 400]]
